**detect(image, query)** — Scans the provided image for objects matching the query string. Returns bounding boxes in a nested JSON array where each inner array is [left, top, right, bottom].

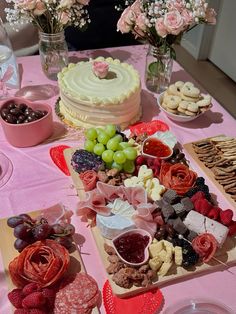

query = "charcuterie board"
[[64, 147, 236, 298], [0, 208, 99, 313], [183, 135, 236, 210]]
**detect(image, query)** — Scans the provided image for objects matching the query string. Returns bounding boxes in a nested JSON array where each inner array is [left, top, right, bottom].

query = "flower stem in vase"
[[145, 44, 173, 94]]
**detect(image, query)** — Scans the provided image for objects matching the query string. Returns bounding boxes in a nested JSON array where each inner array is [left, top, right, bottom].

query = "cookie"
[[185, 110, 197, 116], [175, 81, 184, 89], [187, 102, 199, 113], [165, 95, 181, 110], [167, 84, 181, 96], [181, 94, 200, 102], [197, 94, 212, 107], [166, 107, 178, 114], [181, 82, 200, 99]]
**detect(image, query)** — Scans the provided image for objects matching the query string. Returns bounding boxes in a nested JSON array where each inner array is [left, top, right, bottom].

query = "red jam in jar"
[[143, 138, 172, 158], [113, 233, 150, 264]]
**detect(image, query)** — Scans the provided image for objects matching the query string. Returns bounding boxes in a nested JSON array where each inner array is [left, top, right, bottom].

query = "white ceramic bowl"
[[157, 92, 205, 123], [112, 229, 152, 267]]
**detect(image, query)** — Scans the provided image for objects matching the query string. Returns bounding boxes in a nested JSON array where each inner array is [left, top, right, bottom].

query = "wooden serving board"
[[64, 147, 236, 298], [183, 138, 236, 210], [0, 209, 99, 313]]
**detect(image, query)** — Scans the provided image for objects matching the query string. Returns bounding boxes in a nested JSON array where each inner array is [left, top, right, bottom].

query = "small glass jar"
[[38, 31, 69, 81], [145, 44, 173, 94]]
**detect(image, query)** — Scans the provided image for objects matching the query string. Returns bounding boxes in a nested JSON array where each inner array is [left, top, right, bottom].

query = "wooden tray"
[[183, 138, 236, 210], [0, 208, 99, 313], [64, 147, 236, 297]]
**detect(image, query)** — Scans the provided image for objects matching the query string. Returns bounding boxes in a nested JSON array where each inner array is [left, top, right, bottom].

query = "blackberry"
[[71, 149, 105, 173], [182, 251, 199, 268], [184, 187, 198, 198], [195, 177, 205, 186]]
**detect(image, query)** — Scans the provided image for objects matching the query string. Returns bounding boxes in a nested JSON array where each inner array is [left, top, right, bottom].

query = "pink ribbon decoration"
[[0, 65, 14, 96]]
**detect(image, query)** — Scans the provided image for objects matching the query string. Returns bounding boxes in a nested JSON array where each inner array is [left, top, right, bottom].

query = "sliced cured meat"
[[77, 189, 111, 217], [160, 162, 197, 195], [192, 233, 218, 263], [79, 170, 97, 192], [54, 273, 99, 314], [123, 186, 148, 207], [97, 182, 124, 201], [9, 239, 70, 288], [38, 203, 73, 225]]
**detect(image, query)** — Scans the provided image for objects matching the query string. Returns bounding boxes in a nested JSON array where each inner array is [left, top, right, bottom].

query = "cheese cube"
[[149, 256, 163, 271], [149, 241, 163, 258]]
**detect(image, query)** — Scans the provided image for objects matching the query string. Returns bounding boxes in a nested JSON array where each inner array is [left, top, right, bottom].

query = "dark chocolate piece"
[[163, 189, 178, 204], [161, 204, 175, 222], [187, 230, 198, 242], [173, 203, 185, 216], [181, 197, 194, 212], [173, 217, 188, 235]]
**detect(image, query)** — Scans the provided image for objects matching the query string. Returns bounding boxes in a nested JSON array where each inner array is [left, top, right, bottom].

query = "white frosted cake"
[[57, 57, 142, 129]]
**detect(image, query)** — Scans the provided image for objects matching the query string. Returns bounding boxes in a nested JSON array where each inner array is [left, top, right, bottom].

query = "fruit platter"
[[62, 123, 236, 297], [0, 205, 100, 313]]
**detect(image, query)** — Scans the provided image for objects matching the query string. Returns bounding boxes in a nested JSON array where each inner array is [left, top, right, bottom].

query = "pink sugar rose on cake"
[[92, 61, 109, 79]]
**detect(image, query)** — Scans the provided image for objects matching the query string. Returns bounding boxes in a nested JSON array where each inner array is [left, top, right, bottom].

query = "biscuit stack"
[[161, 81, 212, 116]]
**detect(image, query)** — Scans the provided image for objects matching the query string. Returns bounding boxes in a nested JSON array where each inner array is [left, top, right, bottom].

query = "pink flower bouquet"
[[117, 0, 216, 54], [5, 0, 90, 33]]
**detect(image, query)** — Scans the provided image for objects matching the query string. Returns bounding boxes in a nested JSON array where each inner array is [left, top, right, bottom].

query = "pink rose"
[[205, 8, 217, 25], [181, 9, 193, 26], [163, 10, 185, 35], [117, 7, 134, 33], [18, 0, 36, 10], [60, 12, 70, 25], [78, 0, 90, 5], [92, 61, 109, 79], [131, 0, 142, 16], [34, 1, 46, 16], [136, 13, 146, 32], [58, 0, 75, 8], [155, 18, 168, 38], [167, 0, 185, 12]]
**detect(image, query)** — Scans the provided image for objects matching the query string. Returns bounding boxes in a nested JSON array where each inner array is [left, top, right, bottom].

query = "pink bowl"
[[0, 98, 53, 147]]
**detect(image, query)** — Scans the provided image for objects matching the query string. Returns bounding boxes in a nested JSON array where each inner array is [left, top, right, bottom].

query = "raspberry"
[[135, 155, 147, 166], [8, 289, 24, 309], [41, 288, 55, 309], [228, 221, 236, 236], [29, 310, 46, 314], [14, 309, 30, 314], [22, 292, 46, 309], [190, 191, 205, 203], [22, 283, 40, 296], [220, 209, 233, 226], [194, 198, 212, 215], [207, 207, 221, 220]]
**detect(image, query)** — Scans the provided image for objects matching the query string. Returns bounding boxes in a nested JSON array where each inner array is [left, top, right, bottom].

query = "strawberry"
[[22, 292, 45, 309], [49, 145, 71, 176], [207, 206, 221, 220], [129, 120, 169, 136], [220, 209, 233, 226], [22, 283, 40, 296], [194, 198, 212, 215], [228, 221, 236, 236], [190, 191, 205, 204], [135, 155, 147, 166], [8, 289, 24, 309], [41, 288, 55, 309]]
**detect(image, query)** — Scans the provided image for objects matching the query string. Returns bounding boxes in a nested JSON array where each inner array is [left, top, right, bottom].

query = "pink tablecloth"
[[1, 45, 236, 313]]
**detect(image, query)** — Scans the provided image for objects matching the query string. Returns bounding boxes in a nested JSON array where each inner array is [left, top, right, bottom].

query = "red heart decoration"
[[49, 145, 71, 176], [103, 280, 163, 314], [129, 120, 169, 136]]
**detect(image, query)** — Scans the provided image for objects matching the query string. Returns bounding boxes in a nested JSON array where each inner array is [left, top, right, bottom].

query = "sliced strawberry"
[[49, 145, 71, 176], [220, 209, 233, 226], [129, 120, 169, 136], [228, 221, 236, 236]]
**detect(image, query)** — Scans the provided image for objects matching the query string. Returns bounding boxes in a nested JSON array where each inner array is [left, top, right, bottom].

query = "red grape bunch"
[[7, 213, 75, 252]]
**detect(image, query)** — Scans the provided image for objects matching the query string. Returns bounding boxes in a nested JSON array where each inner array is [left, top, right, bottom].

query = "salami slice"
[[54, 273, 99, 314], [192, 233, 217, 263], [9, 239, 70, 288], [79, 170, 97, 191]]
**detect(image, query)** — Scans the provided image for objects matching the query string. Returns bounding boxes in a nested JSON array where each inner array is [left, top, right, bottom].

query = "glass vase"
[[145, 44, 173, 94], [39, 31, 68, 81]]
